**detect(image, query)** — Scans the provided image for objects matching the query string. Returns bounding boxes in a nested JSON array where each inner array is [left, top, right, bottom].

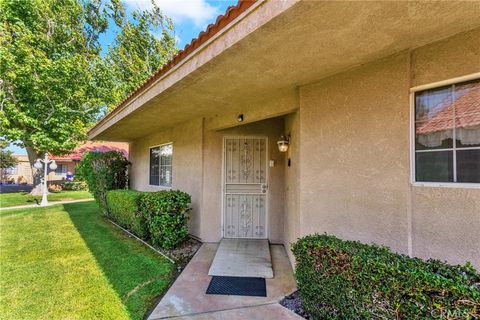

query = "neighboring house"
[[1, 142, 128, 184], [89, 1, 480, 268], [0, 155, 32, 184], [48, 141, 128, 181]]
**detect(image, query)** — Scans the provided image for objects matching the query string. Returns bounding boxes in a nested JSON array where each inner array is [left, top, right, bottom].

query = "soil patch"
[[280, 290, 311, 319]]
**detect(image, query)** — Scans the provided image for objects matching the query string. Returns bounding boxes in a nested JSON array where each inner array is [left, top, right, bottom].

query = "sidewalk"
[[147, 243, 302, 320], [0, 198, 94, 211]]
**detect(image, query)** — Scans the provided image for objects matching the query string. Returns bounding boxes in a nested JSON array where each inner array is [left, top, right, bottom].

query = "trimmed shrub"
[[138, 190, 191, 249], [292, 234, 480, 319], [77, 151, 129, 214], [47, 184, 62, 192], [106, 190, 146, 238], [62, 181, 88, 191]]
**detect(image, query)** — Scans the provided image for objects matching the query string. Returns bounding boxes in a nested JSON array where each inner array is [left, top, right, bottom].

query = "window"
[[55, 164, 68, 175], [414, 78, 480, 184], [5, 166, 17, 175], [149, 143, 173, 187]]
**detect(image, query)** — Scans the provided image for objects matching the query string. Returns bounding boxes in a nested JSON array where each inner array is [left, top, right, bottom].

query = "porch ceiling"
[[90, 0, 480, 141]]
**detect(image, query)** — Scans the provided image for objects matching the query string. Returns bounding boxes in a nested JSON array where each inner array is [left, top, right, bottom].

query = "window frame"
[[55, 164, 68, 175], [409, 72, 480, 189], [5, 166, 18, 175], [148, 142, 173, 189]]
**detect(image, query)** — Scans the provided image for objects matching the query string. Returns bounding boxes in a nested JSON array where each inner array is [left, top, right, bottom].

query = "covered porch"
[[89, 0, 480, 270]]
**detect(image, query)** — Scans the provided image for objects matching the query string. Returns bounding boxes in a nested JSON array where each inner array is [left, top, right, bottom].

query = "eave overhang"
[[89, 0, 480, 142]]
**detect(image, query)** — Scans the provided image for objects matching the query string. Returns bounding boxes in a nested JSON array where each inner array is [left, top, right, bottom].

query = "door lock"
[[261, 184, 268, 193]]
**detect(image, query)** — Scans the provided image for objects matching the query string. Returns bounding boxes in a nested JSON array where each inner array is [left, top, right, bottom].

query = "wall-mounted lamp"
[[277, 134, 290, 152], [237, 114, 244, 122]]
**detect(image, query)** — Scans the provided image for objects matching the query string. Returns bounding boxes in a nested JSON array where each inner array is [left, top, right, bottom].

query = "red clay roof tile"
[[416, 82, 480, 134], [50, 141, 128, 161]]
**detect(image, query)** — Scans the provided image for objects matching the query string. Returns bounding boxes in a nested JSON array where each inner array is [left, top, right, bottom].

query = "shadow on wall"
[[63, 201, 174, 319]]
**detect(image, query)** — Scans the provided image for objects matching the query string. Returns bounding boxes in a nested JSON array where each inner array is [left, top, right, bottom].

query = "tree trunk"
[[26, 146, 44, 195]]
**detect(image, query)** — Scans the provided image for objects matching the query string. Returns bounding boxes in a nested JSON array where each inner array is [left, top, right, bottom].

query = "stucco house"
[[89, 0, 480, 268], [48, 141, 128, 181], [1, 155, 32, 184], [0, 142, 128, 185]]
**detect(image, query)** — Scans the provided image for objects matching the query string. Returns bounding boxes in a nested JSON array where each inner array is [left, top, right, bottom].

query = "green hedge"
[[62, 181, 88, 191], [138, 191, 191, 249], [292, 234, 480, 319], [106, 190, 146, 238], [77, 151, 129, 214], [105, 189, 191, 249]]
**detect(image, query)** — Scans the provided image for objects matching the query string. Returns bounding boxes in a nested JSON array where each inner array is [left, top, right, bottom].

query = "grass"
[[0, 190, 92, 208], [0, 201, 174, 319]]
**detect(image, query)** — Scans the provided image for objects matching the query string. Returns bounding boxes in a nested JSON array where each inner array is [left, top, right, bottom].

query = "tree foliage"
[[0, 0, 111, 155], [0, 140, 18, 170], [77, 150, 129, 214], [0, 0, 177, 190], [105, 0, 177, 106]]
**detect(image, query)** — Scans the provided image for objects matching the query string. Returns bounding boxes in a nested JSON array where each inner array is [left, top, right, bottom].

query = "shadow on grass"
[[64, 201, 174, 320]]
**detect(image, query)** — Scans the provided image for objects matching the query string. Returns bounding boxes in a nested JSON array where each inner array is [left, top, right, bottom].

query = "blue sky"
[[8, 0, 236, 155]]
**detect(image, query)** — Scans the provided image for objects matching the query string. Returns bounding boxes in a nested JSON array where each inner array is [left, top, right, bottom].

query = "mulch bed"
[[280, 290, 311, 319], [161, 237, 202, 267], [108, 217, 202, 268]]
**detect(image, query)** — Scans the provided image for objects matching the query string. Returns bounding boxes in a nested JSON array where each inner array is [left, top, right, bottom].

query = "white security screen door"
[[223, 137, 268, 239]]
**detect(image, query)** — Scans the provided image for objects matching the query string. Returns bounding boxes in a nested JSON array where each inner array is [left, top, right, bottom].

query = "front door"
[[223, 137, 268, 239]]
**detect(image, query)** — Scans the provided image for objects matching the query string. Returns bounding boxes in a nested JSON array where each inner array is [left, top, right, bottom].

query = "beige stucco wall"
[[47, 161, 77, 181], [1, 156, 33, 184], [283, 111, 300, 262], [128, 115, 289, 244], [409, 29, 480, 266], [299, 52, 411, 255], [16, 160, 33, 184], [129, 94, 292, 243], [129, 119, 204, 238], [298, 28, 480, 267]]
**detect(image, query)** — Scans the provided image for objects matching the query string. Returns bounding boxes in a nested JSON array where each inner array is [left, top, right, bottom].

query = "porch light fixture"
[[277, 134, 290, 152], [237, 114, 244, 122]]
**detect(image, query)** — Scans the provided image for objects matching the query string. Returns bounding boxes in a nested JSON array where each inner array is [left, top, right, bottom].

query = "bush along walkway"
[[105, 189, 201, 266], [291, 234, 480, 319]]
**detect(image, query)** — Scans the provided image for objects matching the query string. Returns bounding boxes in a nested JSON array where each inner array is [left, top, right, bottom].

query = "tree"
[[105, 0, 177, 108], [0, 0, 177, 194], [0, 140, 18, 184], [0, 140, 18, 183], [0, 140, 17, 168]]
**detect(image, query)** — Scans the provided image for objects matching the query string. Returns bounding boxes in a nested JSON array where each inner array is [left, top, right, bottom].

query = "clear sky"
[[7, 0, 237, 155]]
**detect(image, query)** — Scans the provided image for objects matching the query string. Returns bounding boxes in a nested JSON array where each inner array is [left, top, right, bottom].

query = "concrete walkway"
[[0, 198, 94, 211], [208, 239, 273, 278], [147, 243, 302, 320]]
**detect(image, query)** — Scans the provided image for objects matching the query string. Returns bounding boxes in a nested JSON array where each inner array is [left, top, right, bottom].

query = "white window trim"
[[409, 73, 480, 189], [148, 142, 173, 189]]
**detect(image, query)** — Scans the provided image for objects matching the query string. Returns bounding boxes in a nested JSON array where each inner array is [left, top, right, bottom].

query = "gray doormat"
[[206, 276, 267, 297]]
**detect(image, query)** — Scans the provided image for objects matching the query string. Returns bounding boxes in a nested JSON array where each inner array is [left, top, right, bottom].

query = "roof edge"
[[89, 0, 259, 138]]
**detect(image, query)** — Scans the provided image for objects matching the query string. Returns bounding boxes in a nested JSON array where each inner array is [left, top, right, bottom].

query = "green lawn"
[[0, 201, 174, 319], [0, 190, 92, 208]]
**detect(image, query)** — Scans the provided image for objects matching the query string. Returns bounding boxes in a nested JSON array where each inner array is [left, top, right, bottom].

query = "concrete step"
[[208, 239, 273, 279]]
